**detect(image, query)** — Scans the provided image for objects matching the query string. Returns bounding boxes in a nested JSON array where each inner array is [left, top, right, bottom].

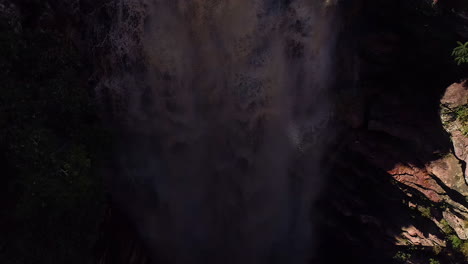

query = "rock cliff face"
[[438, 82, 468, 239], [313, 1, 468, 263]]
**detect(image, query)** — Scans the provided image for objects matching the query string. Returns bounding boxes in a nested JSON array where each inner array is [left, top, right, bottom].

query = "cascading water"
[[95, 0, 340, 263]]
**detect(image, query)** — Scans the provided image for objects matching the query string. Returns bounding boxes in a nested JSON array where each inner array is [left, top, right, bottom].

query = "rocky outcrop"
[[442, 210, 468, 240], [441, 81, 468, 181], [427, 153, 467, 196], [314, 1, 468, 263], [371, 81, 468, 255], [328, 79, 468, 262], [435, 81, 468, 242], [389, 163, 445, 203], [396, 225, 446, 247]]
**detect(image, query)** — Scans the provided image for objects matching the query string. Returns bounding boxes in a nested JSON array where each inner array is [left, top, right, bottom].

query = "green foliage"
[[460, 242, 468, 258], [433, 245, 443, 255], [394, 251, 411, 262], [429, 258, 441, 264], [455, 105, 468, 135], [448, 234, 468, 258], [440, 219, 454, 235], [419, 206, 432, 218], [455, 106, 468, 123], [449, 235, 463, 249], [452, 41, 468, 65]]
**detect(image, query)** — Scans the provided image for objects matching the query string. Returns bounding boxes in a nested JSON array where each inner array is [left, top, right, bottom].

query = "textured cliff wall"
[[314, 1, 468, 263]]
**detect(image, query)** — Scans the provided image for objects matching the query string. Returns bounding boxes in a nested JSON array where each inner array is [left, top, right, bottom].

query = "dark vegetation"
[[452, 41, 468, 65], [454, 105, 468, 135], [0, 3, 106, 263]]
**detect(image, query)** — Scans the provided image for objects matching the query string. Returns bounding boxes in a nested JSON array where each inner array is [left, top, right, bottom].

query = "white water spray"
[[95, 1, 339, 263]]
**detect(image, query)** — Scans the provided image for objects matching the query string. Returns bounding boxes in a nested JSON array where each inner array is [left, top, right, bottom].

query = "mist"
[[97, 0, 340, 263]]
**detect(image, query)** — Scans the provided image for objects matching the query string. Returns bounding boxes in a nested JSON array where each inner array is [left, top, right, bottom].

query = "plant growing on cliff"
[[460, 242, 468, 258], [455, 106, 468, 135], [393, 251, 411, 262], [419, 206, 432, 218], [449, 234, 463, 249], [448, 234, 468, 258], [455, 106, 468, 122], [433, 245, 443, 255], [452, 41, 468, 65], [440, 219, 454, 234]]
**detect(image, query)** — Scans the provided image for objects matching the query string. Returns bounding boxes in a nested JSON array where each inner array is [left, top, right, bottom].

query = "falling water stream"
[[96, 1, 340, 263]]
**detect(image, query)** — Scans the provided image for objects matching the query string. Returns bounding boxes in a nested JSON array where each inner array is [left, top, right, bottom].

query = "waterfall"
[[95, 1, 339, 263]]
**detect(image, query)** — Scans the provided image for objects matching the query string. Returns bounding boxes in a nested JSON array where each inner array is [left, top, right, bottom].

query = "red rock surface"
[[388, 163, 444, 203]]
